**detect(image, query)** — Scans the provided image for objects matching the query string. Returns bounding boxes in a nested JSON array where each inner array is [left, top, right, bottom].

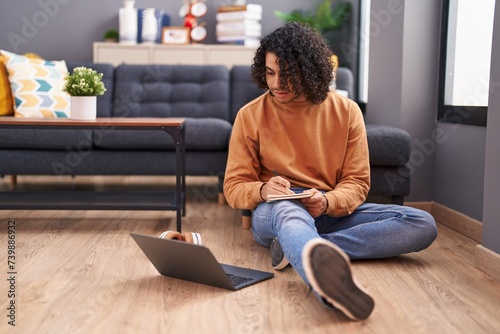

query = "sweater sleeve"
[[223, 111, 265, 210], [323, 103, 371, 217]]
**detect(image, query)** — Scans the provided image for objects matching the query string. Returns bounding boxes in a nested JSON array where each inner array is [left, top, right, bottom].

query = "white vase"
[[141, 8, 158, 44], [71, 96, 97, 120], [119, 0, 138, 44]]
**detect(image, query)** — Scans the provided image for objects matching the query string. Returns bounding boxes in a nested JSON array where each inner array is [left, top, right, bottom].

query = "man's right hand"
[[261, 176, 294, 201]]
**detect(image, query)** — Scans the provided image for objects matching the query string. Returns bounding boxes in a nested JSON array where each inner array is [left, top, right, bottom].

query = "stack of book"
[[215, 4, 262, 47]]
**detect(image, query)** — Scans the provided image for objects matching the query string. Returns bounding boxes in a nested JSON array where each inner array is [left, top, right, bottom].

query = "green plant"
[[103, 28, 119, 40], [63, 67, 106, 96], [274, 0, 352, 33]]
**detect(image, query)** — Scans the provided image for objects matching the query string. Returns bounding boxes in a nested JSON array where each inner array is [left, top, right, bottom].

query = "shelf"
[[0, 190, 184, 211], [93, 42, 256, 67]]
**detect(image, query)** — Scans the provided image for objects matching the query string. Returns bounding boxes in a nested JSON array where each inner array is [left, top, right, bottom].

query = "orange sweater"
[[223, 91, 370, 217]]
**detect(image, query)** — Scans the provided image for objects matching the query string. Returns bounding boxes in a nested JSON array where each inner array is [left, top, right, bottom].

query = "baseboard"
[[401, 201, 482, 241], [475, 245, 500, 281], [430, 202, 482, 243], [407, 201, 500, 280], [404, 201, 433, 214]]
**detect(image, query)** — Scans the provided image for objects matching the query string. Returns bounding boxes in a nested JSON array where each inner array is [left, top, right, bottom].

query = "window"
[[438, 0, 495, 127]]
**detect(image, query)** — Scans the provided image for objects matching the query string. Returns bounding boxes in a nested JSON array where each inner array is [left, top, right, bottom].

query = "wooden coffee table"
[[0, 117, 186, 232]]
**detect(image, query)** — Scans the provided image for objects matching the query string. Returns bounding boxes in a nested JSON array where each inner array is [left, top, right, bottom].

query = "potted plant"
[[63, 66, 106, 120], [103, 29, 119, 43], [274, 1, 351, 69], [274, 0, 351, 34]]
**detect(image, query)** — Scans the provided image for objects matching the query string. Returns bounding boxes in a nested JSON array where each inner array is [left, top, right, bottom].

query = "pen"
[[272, 169, 280, 177]]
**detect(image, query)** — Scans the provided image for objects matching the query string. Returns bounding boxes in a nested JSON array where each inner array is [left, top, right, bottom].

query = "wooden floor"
[[0, 176, 499, 334]]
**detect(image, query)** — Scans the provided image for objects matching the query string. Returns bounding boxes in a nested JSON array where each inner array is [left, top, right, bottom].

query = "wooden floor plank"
[[0, 176, 499, 333]]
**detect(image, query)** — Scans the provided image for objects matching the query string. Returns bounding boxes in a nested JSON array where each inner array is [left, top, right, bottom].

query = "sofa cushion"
[[92, 117, 232, 151], [0, 128, 92, 150], [66, 62, 115, 118], [112, 64, 230, 120], [1, 50, 70, 118], [230, 65, 265, 123], [366, 124, 411, 166]]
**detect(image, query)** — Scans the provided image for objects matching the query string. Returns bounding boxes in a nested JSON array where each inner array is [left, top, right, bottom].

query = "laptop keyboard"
[[226, 273, 253, 286]]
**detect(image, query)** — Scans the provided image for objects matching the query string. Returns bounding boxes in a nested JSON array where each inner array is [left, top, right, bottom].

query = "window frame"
[[437, 0, 489, 127]]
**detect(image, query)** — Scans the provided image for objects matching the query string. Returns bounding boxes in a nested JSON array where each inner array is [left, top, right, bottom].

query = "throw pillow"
[[0, 50, 70, 118], [329, 54, 339, 91], [0, 54, 14, 116]]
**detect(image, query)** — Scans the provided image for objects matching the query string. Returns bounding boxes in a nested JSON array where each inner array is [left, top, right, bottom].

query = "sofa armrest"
[[335, 67, 354, 99]]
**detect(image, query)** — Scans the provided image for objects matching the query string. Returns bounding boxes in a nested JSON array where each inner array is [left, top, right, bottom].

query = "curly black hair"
[[251, 22, 334, 105]]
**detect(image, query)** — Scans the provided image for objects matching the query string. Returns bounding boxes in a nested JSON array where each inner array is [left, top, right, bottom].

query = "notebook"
[[266, 192, 313, 202], [130, 232, 274, 290]]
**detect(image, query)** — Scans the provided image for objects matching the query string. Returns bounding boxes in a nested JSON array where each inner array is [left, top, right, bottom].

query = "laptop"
[[130, 232, 274, 290]]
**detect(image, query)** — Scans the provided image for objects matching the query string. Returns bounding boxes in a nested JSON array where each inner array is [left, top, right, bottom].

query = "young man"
[[223, 22, 437, 321]]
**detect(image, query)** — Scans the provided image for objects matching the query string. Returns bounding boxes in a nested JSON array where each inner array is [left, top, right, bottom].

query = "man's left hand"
[[301, 188, 328, 218]]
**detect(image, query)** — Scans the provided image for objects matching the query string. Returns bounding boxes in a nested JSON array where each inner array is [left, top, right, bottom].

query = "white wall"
[[366, 0, 441, 201], [0, 0, 315, 62], [367, 0, 499, 254]]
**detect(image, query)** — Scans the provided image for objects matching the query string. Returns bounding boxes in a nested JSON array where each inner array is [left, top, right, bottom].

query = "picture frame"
[[162, 27, 190, 45]]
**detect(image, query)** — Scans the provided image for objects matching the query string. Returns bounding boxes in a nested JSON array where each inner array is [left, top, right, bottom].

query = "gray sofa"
[[0, 62, 410, 204]]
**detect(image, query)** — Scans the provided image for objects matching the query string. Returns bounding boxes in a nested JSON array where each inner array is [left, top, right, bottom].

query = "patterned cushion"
[[0, 50, 70, 118], [0, 54, 14, 116]]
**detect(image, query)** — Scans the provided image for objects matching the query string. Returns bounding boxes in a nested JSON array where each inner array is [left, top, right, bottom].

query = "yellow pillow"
[[0, 50, 70, 118], [0, 54, 14, 116], [331, 54, 339, 72]]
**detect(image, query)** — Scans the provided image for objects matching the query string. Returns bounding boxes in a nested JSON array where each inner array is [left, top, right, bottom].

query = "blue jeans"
[[251, 199, 438, 287]]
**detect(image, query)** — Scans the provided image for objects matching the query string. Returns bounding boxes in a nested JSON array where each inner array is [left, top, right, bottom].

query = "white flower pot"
[[70, 96, 97, 120]]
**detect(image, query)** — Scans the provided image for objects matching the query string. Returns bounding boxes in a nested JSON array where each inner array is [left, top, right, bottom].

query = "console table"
[[0, 117, 186, 232], [93, 42, 256, 68]]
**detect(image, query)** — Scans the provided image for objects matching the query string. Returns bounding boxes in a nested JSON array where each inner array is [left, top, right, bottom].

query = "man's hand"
[[261, 176, 294, 201], [301, 188, 328, 217]]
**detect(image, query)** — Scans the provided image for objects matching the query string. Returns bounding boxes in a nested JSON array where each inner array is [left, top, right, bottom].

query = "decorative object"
[[119, 0, 138, 44], [154, 9, 169, 43], [191, 1, 207, 17], [191, 25, 207, 43], [137, 8, 170, 44], [0, 52, 44, 116], [63, 66, 106, 120], [161, 27, 190, 44], [215, 3, 262, 47], [103, 29, 119, 43], [179, 0, 207, 44], [0, 50, 70, 118], [141, 8, 158, 44]]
